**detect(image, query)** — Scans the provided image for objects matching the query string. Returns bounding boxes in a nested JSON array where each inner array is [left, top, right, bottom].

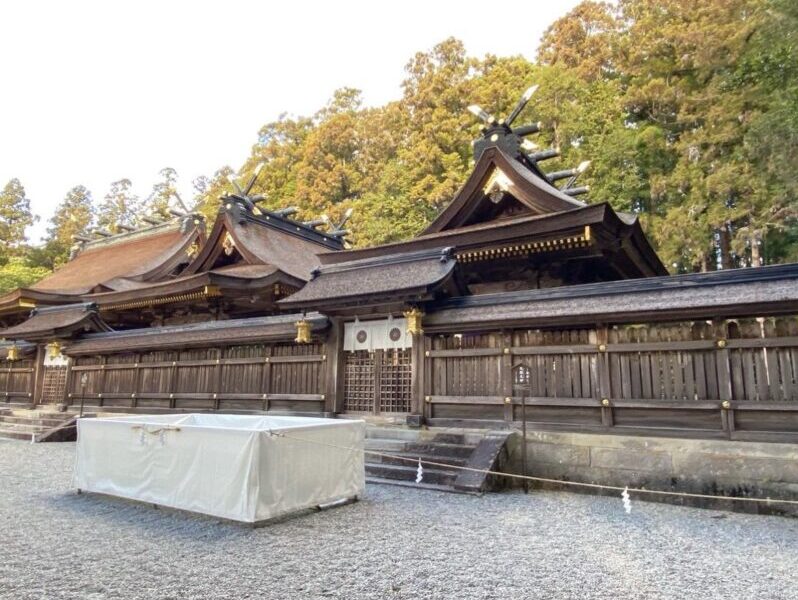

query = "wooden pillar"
[[61, 356, 73, 406], [96, 356, 108, 408], [131, 353, 141, 409], [422, 336, 432, 421], [260, 345, 272, 412], [211, 348, 222, 411], [596, 325, 613, 427], [410, 333, 426, 416], [373, 349, 383, 415], [324, 318, 345, 414], [166, 357, 177, 409], [31, 344, 46, 406], [501, 330, 513, 423], [714, 320, 733, 438]]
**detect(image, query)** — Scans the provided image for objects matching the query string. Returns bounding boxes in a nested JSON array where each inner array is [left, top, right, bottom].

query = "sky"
[[0, 0, 580, 243]]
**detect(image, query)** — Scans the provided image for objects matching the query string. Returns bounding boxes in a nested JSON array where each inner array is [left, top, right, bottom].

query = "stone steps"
[[364, 426, 511, 493], [0, 409, 77, 443]]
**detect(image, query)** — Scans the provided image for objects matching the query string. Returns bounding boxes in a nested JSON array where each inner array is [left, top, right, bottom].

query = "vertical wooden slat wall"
[[66, 342, 327, 414], [423, 316, 798, 441]]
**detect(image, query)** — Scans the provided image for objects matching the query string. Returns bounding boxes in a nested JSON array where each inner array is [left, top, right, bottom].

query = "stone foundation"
[[504, 430, 798, 517]]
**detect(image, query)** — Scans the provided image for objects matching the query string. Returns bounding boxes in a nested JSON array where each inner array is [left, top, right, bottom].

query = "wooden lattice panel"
[[379, 349, 412, 413], [344, 351, 376, 412], [41, 366, 68, 404]]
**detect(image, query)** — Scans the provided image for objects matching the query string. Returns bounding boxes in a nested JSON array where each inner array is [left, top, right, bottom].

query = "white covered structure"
[[73, 414, 365, 524]]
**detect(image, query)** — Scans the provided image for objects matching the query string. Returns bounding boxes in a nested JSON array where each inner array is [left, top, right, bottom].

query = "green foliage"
[[97, 178, 142, 232], [0, 257, 50, 294], [0, 178, 36, 264], [30, 185, 96, 270], [7, 2, 797, 285]]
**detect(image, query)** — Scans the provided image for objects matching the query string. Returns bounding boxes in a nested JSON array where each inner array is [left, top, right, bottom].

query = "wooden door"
[[343, 349, 411, 414]]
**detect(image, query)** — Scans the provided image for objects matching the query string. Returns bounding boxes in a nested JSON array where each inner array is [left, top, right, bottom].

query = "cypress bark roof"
[[183, 208, 339, 282], [424, 263, 798, 330], [31, 220, 203, 294], [64, 313, 328, 355], [0, 303, 113, 341], [279, 248, 458, 310]]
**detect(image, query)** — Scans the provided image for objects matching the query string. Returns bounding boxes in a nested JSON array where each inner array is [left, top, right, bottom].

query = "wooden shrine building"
[[2, 86, 798, 496]]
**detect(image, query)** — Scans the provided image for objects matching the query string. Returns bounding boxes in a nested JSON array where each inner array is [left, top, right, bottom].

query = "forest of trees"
[[0, 0, 795, 293]]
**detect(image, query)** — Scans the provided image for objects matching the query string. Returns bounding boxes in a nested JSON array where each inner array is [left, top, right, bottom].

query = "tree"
[[538, 1, 620, 81], [0, 257, 50, 294], [97, 179, 141, 232], [0, 178, 36, 264], [144, 167, 188, 218], [29, 185, 95, 269]]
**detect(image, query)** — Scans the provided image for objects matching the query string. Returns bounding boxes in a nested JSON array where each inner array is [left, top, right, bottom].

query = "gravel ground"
[[1, 440, 797, 600]]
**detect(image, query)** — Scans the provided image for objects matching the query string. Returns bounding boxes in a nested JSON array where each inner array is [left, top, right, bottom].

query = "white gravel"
[[1, 440, 797, 600]]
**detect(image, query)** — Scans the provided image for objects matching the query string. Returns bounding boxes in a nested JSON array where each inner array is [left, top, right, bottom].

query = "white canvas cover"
[[73, 414, 365, 523]]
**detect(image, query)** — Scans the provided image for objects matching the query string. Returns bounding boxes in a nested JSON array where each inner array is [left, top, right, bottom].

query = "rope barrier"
[[267, 430, 798, 507]]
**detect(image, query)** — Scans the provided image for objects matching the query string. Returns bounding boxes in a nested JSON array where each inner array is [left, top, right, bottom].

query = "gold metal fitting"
[[598, 344, 607, 352], [425, 395, 431, 403], [6, 344, 19, 361], [721, 400, 731, 410], [320, 394, 326, 400], [503, 348, 510, 355], [424, 350, 430, 357], [504, 396, 512, 404], [601, 398, 610, 407], [716, 339, 727, 349], [47, 341, 62, 359], [403, 307, 424, 336], [294, 318, 312, 344]]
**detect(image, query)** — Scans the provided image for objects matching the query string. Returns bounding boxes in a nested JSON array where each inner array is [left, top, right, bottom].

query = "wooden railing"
[[65, 343, 328, 414], [422, 318, 798, 442]]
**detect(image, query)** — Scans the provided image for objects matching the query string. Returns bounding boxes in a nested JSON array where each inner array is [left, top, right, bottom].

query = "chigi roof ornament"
[[467, 84, 591, 197]]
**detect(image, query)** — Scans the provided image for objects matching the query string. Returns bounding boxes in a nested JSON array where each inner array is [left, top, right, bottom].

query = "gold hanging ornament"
[[294, 318, 311, 344], [403, 307, 424, 336], [47, 341, 62, 359], [6, 344, 19, 361]]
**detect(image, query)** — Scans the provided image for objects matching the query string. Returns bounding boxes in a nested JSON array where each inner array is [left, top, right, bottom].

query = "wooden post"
[[410, 333, 426, 416], [596, 325, 613, 428], [501, 330, 513, 423], [166, 356, 177, 409], [211, 348, 222, 410], [323, 318, 345, 414], [31, 344, 46, 406], [260, 345, 272, 412], [131, 353, 141, 409], [423, 336, 432, 421], [373, 349, 383, 415], [96, 355, 108, 408], [61, 356, 73, 406], [715, 320, 733, 438]]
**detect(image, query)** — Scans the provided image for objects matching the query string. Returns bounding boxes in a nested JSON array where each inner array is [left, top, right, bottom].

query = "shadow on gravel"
[[41, 488, 373, 541]]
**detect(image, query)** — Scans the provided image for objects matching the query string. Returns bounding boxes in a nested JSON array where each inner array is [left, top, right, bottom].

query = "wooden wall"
[[66, 342, 327, 414], [423, 317, 798, 442], [0, 357, 36, 406]]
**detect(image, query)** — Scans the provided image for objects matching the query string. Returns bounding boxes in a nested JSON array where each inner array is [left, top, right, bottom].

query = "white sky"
[[0, 0, 580, 243]]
